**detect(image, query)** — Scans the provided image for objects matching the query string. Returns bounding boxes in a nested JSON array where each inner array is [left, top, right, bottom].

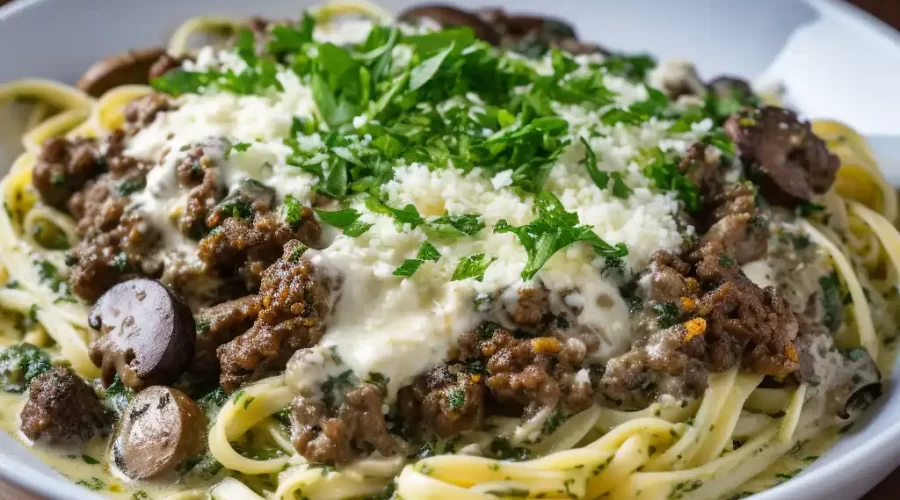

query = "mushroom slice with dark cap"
[[88, 278, 196, 390], [724, 106, 840, 207], [398, 4, 500, 45], [840, 382, 882, 420], [112, 386, 206, 479], [708, 76, 755, 103], [76, 48, 168, 98]]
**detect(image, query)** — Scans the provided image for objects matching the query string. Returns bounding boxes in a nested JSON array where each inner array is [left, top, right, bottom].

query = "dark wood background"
[[0, 0, 898, 499]]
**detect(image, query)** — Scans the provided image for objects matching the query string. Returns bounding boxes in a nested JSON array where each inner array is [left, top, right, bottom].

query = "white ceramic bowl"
[[0, 1, 898, 499]]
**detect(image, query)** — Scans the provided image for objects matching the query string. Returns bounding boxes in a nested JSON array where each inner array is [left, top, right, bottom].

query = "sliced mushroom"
[[88, 279, 196, 390], [708, 76, 755, 103], [654, 60, 706, 100], [398, 5, 500, 45], [112, 386, 206, 479], [839, 382, 882, 420], [76, 48, 168, 98]]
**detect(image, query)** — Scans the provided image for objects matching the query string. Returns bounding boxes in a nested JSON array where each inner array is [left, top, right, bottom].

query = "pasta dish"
[[0, 2, 898, 499]]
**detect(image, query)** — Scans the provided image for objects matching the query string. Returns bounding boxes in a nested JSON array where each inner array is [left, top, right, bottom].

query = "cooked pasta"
[[0, 3, 897, 500]]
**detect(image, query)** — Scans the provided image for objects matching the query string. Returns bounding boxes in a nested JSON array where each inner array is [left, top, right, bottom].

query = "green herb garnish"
[[494, 191, 627, 280]]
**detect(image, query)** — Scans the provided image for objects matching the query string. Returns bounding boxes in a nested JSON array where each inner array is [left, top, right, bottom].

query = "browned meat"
[[217, 240, 337, 390], [175, 145, 213, 187], [602, 327, 708, 408], [19, 367, 111, 444], [397, 364, 485, 438], [642, 251, 692, 304], [42, 131, 159, 300], [678, 142, 724, 204], [67, 185, 158, 301], [32, 137, 104, 210], [710, 182, 757, 221], [148, 53, 185, 79], [457, 326, 593, 419], [180, 170, 223, 239], [193, 295, 262, 378], [291, 384, 407, 465], [604, 241, 800, 408], [198, 208, 320, 291], [205, 179, 277, 228], [123, 93, 173, 130], [701, 212, 768, 265], [724, 106, 839, 207], [505, 286, 550, 329]]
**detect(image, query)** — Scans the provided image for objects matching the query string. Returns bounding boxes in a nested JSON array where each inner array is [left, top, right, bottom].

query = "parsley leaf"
[[267, 14, 315, 57], [451, 253, 495, 282], [409, 42, 455, 90], [601, 86, 669, 126], [389, 204, 425, 228], [642, 148, 700, 212], [580, 137, 609, 189], [494, 191, 628, 280], [342, 220, 373, 237], [393, 242, 441, 278], [447, 387, 465, 409], [0, 343, 52, 393], [228, 141, 252, 156], [610, 172, 632, 199], [820, 271, 843, 332], [283, 195, 305, 226], [598, 53, 656, 81], [393, 259, 424, 277], [314, 207, 362, 228], [427, 214, 485, 239], [416, 242, 441, 262]]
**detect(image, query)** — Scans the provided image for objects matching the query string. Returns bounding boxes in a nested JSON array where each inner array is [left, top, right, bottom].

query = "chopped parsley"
[[283, 195, 304, 226], [365, 372, 389, 388], [542, 408, 568, 435], [653, 302, 680, 329], [819, 271, 843, 332], [75, 477, 106, 491], [494, 190, 627, 280], [601, 86, 669, 126], [81, 455, 100, 465], [846, 347, 868, 362], [227, 141, 253, 157], [719, 253, 735, 268], [489, 437, 532, 461], [112, 252, 129, 272], [321, 370, 357, 409], [446, 387, 466, 409], [35, 259, 69, 295], [427, 214, 485, 239], [642, 148, 700, 212], [0, 343, 52, 393], [580, 137, 610, 190], [102, 375, 134, 416], [393, 241, 441, 278], [116, 177, 146, 196], [797, 201, 826, 217], [451, 253, 495, 282], [314, 205, 375, 237], [288, 243, 309, 262]]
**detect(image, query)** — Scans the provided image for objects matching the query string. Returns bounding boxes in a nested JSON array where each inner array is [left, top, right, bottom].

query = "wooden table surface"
[[0, 0, 899, 499]]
